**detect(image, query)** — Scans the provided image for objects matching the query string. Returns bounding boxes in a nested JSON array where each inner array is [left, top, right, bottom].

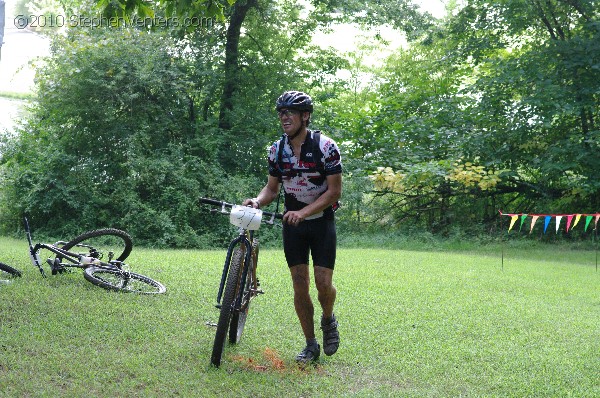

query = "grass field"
[[0, 235, 598, 397]]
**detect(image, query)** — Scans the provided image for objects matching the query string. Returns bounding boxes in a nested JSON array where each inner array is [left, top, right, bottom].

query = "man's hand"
[[242, 198, 260, 209], [283, 210, 304, 226]]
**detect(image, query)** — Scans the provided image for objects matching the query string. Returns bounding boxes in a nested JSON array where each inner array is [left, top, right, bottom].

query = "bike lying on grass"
[[199, 198, 282, 367], [18, 217, 166, 294]]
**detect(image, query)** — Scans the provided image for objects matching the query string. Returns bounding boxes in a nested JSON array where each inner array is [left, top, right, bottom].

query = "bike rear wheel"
[[83, 267, 166, 294], [60, 229, 133, 263], [229, 240, 258, 344], [0, 262, 22, 278], [210, 248, 244, 367]]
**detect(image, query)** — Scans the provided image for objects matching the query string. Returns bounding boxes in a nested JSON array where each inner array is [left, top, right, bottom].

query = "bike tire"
[[60, 229, 133, 262], [210, 248, 244, 367], [83, 266, 166, 294], [0, 262, 22, 278], [229, 240, 258, 344]]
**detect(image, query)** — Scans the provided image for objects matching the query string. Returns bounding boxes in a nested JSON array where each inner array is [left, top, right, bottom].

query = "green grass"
[[0, 236, 598, 397]]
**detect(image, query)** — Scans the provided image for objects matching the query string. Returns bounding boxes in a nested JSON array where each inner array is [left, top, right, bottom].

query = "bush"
[[0, 28, 248, 247]]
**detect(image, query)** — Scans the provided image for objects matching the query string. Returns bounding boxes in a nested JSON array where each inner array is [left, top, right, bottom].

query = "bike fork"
[[215, 235, 251, 308], [24, 217, 46, 277]]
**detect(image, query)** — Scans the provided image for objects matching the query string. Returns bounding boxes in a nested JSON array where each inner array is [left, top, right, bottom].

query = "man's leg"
[[314, 265, 336, 318], [290, 263, 320, 363], [314, 265, 339, 356], [289, 263, 315, 340]]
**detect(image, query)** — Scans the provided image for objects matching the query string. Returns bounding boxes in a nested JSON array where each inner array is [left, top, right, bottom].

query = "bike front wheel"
[[60, 228, 133, 263], [0, 262, 22, 278], [210, 248, 244, 367], [83, 267, 166, 294], [229, 240, 258, 344]]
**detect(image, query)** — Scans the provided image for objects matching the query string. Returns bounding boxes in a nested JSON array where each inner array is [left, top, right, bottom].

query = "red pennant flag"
[[566, 215, 573, 232]]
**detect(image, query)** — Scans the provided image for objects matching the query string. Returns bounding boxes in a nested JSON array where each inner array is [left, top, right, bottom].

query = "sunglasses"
[[277, 109, 300, 118]]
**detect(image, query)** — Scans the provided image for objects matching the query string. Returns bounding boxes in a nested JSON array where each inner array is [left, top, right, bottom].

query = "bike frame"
[[24, 217, 122, 277], [200, 198, 281, 313]]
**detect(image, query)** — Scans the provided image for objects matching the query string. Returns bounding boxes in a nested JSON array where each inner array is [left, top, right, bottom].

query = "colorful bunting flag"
[[565, 215, 573, 232], [573, 214, 581, 229], [585, 216, 592, 231], [555, 216, 562, 233], [519, 214, 527, 231], [544, 216, 551, 233], [499, 211, 600, 233], [509, 215, 518, 232], [529, 216, 539, 234]]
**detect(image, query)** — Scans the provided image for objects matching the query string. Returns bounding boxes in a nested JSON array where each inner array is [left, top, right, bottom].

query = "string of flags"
[[499, 210, 600, 234]]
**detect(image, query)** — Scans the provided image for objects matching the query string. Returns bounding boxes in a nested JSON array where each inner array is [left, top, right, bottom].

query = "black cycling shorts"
[[282, 216, 336, 269]]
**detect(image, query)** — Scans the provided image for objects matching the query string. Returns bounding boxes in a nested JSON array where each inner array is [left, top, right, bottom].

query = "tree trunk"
[[218, 0, 257, 130]]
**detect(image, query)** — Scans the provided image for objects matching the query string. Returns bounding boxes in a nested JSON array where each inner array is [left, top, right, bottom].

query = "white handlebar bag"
[[229, 205, 263, 230]]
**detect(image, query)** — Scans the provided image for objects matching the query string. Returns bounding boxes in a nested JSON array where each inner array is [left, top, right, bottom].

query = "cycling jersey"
[[268, 130, 342, 219]]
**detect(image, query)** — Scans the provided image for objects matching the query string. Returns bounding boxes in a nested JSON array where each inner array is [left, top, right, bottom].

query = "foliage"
[[0, 0, 353, 246], [325, 0, 600, 233], [3, 0, 600, 242], [98, 0, 236, 22], [0, 28, 242, 245], [449, 0, 600, 211]]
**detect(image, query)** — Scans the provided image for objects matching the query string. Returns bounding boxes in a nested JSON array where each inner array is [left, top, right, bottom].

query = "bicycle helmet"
[[275, 91, 313, 113]]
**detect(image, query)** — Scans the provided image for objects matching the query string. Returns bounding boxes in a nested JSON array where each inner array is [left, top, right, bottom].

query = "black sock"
[[322, 313, 335, 323]]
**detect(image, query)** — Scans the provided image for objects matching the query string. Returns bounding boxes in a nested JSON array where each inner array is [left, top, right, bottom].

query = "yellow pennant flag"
[[572, 214, 581, 229], [508, 215, 518, 232]]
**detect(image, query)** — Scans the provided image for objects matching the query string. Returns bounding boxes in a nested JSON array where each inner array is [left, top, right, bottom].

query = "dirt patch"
[[230, 347, 326, 374]]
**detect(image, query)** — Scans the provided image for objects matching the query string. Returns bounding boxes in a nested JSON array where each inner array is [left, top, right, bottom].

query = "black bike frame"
[[24, 217, 76, 276], [24, 216, 122, 277], [200, 197, 282, 312]]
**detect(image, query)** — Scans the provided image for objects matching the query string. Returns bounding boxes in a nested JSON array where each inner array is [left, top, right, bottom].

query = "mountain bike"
[[22, 217, 166, 294], [199, 198, 282, 367]]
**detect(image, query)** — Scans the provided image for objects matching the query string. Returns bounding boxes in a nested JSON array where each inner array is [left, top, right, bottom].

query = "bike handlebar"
[[199, 198, 283, 220]]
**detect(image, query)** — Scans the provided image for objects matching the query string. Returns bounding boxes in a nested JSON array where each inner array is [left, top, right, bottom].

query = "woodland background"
[[1, 0, 599, 247]]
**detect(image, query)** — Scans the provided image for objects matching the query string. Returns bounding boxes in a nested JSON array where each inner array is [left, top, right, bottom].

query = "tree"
[[330, 0, 600, 231], [448, 0, 600, 210], [99, 0, 236, 21], [0, 28, 234, 244], [0, 1, 351, 245], [218, 0, 258, 130]]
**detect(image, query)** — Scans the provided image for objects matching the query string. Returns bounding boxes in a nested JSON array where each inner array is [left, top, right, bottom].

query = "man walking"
[[244, 91, 342, 364]]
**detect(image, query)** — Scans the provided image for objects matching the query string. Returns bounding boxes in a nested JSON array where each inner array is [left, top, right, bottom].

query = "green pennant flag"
[[584, 216, 593, 232], [519, 214, 528, 231]]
